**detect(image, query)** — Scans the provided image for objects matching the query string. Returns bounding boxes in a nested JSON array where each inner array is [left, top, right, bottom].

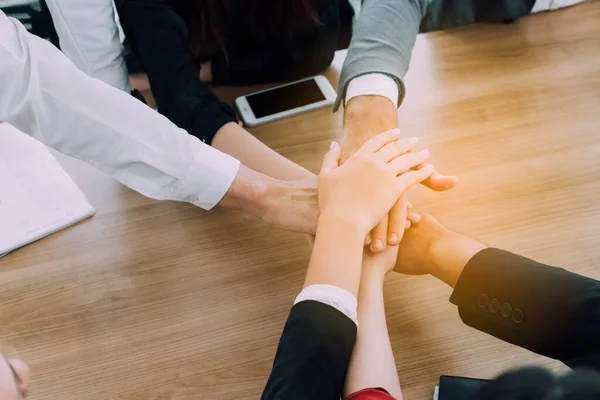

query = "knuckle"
[[411, 170, 422, 181], [396, 140, 410, 151], [410, 153, 424, 164], [377, 161, 391, 174], [368, 136, 383, 146], [392, 142, 407, 154]]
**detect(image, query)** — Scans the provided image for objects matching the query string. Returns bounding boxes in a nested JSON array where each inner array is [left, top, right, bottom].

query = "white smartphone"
[[235, 75, 336, 127]]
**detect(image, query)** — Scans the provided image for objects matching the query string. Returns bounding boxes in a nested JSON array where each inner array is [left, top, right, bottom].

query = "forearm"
[[338, 0, 428, 155], [342, 96, 398, 161], [449, 248, 600, 368], [344, 271, 402, 399], [304, 215, 366, 297], [429, 230, 488, 288], [212, 122, 313, 180], [336, 0, 427, 110], [217, 165, 271, 217], [0, 13, 238, 210], [262, 301, 357, 400], [118, 0, 237, 144]]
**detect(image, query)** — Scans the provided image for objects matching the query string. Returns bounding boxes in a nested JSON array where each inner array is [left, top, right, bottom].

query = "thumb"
[[320, 141, 341, 173]]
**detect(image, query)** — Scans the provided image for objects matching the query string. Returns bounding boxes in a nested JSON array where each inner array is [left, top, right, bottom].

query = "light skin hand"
[[211, 121, 316, 244], [342, 95, 459, 252], [0, 355, 29, 399], [318, 130, 434, 232], [303, 131, 435, 295], [217, 164, 319, 235], [395, 213, 487, 287]]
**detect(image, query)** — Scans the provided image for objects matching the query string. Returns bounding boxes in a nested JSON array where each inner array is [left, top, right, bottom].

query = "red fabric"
[[346, 388, 396, 400]]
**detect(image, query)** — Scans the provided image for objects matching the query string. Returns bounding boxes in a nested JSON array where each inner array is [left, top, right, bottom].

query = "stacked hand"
[[342, 96, 459, 253], [318, 129, 435, 236]]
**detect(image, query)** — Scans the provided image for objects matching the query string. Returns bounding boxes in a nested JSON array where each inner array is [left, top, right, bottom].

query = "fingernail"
[[405, 220, 411, 229], [388, 233, 398, 244], [373, 239, 384, 250], [330, 141, 337, 150], [365, 233, 372, 246], [407, 202, 413, 209], [425, 163, 434, 171], [409, 137, 418, 144], [409, 212, 421, 222], [421, 149, 430, 157], [392, 129, 401, 136]]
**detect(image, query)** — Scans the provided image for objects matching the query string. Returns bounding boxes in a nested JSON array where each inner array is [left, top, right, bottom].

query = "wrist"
[[361, 266, 386, 287], [318, 210, 370, 238], [428, 229, 486, 288], [342, 95, 398, 160], [344, 96, 397, 131], [219, 165, 271, 218]]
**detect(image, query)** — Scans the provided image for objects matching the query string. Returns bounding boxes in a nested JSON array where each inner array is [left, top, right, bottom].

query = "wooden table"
[[2, 3, 600, 399]]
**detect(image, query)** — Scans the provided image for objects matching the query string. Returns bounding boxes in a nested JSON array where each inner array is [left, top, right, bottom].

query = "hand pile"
[[317, 129, 458, 275]]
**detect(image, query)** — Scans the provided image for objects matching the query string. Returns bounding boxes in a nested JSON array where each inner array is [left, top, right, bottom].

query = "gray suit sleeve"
[[335, 0, 429, 111]]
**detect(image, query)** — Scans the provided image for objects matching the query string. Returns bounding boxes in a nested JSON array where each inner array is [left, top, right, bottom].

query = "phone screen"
[[246, 79, 326, 119], [438, 375, 488, 400]]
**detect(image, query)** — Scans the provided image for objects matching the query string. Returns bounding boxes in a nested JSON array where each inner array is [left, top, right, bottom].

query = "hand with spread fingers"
[[318, 129, 436, 235]]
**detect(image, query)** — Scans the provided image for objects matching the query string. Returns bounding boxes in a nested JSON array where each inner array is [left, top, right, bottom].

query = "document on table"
[[0, 123, 95, 256]]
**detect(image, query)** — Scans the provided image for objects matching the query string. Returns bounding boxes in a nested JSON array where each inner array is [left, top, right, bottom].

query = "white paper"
[[0, 123, 95, 256]]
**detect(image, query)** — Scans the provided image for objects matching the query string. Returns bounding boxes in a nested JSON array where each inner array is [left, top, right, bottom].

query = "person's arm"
[[338, 0, 427, 159], [336, 0, 457, 253], [0, 12, 318, 234], [261, 132, 435, 400], [45, 0, 131, 92], [117, 0, 315, 183], [344, 248, 403, 400], [449, 248, 600, 371], [335, 0, 428, 113], [211, 122, 312, 181], [117, 0, 237, 145], [395, 214, 600, 371]]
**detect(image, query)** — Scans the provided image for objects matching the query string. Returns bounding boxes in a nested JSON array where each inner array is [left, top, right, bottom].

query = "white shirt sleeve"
[[295, 284, 358, 327], [344, 73, 399, 109], [0, 12, 239, 210], [45, 0, 131, 92], [531, 0, 585, 13]]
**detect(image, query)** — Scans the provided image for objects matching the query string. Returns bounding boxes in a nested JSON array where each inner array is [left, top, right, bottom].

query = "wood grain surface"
[[2, 2, 600, 399]]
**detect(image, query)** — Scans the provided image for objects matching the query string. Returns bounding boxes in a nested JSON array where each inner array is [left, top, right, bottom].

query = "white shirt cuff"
[[295, 284, 358, 327], [175, 141, 241, 210], [345, 73, 399, 109], [531, 0, 585, 13]]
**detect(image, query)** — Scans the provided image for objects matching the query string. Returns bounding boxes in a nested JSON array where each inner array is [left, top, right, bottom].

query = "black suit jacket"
[[450, 248, 600, 371], [261, 300, 357, 400]]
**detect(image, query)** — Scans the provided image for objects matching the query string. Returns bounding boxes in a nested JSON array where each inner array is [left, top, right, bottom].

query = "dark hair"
[[470, 366, 600, 400], [170, 0, 320, 58]]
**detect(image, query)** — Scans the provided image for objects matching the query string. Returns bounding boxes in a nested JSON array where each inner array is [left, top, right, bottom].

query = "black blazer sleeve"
[[261, 300, 357, 400], [117, 0, 237, 144], [450, 248, 600, 371]]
